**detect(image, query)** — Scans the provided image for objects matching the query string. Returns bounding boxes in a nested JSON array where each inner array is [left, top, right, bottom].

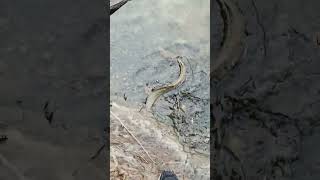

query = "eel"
[[146, 55, 186, 112], [211, 0, 245, 80]]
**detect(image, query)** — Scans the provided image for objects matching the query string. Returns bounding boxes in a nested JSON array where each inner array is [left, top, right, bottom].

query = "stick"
[[0, 153, 28, 180], [110, 111, 156, 164]]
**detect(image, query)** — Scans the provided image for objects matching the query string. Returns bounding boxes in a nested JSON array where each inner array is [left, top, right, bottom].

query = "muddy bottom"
[[211, 0, 320, 179], [111, 0, 210, 155], [110, 102, 209, 180], [0, 1, 106, 179]]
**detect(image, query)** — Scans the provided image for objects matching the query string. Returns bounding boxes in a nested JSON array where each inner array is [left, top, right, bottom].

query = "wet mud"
[[211, 0, 320, 179], [111, 0, 210, 156]]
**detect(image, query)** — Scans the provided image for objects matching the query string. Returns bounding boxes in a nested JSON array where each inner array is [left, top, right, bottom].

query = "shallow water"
[[111, 0, 210, 102], [111, 0, 210, 153]]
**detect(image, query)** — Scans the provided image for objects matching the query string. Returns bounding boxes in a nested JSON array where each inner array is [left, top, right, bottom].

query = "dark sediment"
[[211, 0, 320, 179], [0, 1, 107, 179]]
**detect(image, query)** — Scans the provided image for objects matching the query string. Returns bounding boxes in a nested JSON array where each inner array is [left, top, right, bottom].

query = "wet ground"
[[212, 0, 320, 179], [111, 0, 210, 154], [0, 1, 106, 179], [110, 102, 210, 180]]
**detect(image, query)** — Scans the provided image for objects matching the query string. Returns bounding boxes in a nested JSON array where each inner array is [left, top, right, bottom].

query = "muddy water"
[[211, 0, 320, 179], [0, 1, 107, 179], [110, 0, 210, 154]]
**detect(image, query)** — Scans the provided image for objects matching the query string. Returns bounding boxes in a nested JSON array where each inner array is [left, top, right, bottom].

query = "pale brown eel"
[[146, 52, 186, 112]]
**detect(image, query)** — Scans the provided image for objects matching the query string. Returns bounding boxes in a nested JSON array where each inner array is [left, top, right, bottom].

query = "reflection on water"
[[111, 0, 210, 100]]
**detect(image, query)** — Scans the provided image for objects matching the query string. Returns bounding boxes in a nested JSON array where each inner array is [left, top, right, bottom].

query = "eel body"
[[146, 56, 186, 112]]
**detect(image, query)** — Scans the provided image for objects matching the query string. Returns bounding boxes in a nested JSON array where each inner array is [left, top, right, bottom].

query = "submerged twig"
[[0, 153, 28, 180], [251, 0, 267, 57], [90, 144, 106, 160]]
